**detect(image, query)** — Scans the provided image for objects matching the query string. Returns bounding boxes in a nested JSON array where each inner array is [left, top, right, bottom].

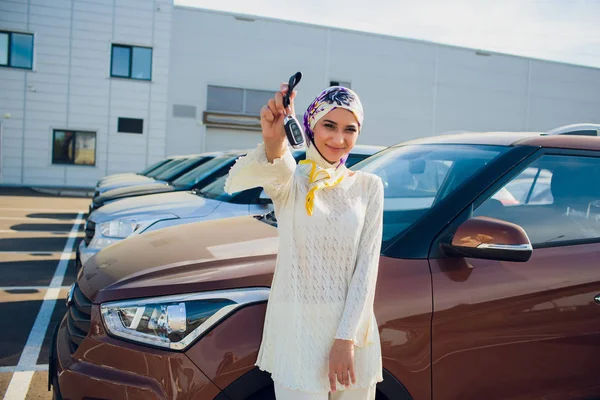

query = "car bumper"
[[49, 309, 223, 400]]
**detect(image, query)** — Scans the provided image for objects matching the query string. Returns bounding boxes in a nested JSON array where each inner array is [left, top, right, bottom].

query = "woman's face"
[[312, 108, 359, 164]]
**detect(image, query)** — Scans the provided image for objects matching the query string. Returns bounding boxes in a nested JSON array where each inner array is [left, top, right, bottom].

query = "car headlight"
[[100, 288, 269, 350], [98, 219, 138, 238], [98, 215, 176, 239]]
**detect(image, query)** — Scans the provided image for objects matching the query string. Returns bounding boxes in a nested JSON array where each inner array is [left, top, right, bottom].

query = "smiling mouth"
[[326, 145, 345, 151]]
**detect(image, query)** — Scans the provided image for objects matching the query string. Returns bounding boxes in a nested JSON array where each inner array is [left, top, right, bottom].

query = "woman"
[[224, 83, 384, 399]]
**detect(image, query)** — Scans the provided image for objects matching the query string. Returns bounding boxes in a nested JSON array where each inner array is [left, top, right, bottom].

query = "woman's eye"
[[324, 124, 335, 129]]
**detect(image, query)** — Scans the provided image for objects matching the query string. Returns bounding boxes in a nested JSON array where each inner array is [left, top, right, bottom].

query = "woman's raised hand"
[[261, 83, 297, 162]]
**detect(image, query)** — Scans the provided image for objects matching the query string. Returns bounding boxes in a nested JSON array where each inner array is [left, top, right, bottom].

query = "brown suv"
[[50, 124, 600, 400]]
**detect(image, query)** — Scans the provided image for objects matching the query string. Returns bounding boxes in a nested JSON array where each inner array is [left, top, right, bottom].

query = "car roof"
[[168, 151, 226, 159], [396, 123, 600, 151]]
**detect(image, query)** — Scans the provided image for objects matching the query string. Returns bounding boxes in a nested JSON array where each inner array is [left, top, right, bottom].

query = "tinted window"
[[356, 144, 508, 242], [346, 153, 368, 167], [198, 174, 253, 204], [475, 155, 600, 247], [140, 159, 171, 175], [146, 159, 185, 178], [172, 155, 236, 187], [111, 44, 152, 81], [154, 157, 209, 181]]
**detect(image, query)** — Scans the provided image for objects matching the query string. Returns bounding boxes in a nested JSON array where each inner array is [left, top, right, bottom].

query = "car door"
[[429, 151, 600, 400]]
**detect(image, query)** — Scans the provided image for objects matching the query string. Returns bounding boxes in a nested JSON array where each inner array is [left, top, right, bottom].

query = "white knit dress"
[[224, 143, 384, 394]]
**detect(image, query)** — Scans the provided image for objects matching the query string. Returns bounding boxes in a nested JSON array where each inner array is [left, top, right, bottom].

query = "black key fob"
[[283, 72, 305, 148], [284, 115, 305, 149]]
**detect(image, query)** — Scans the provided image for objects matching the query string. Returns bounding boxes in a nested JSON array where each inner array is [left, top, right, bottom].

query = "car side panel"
[[185, 257, 433, 400], [430, 243, 600, 399]]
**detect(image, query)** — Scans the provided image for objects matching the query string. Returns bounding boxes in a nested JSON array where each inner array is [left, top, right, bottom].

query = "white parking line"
[[0, 251, 69, 255], [0, 365, 48, 373], [0, 207, 82, 212], [3, 211, 84, 400], [0, 217, 80, 221], [0, 230, 73, 234], [0, 286, 71, 292]]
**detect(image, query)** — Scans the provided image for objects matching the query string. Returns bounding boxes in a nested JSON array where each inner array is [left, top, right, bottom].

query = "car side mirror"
[[443, 216, 532, 262]]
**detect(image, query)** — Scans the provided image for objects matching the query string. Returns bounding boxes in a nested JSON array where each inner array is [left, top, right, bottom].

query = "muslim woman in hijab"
[[224, 82, 384, 400]]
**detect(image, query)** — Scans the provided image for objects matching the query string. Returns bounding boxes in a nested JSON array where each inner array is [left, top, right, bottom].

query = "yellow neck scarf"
[[298, 144, 348, 216]]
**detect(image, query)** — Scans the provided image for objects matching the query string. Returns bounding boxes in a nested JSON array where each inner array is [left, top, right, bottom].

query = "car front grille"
[[66, 284, 92, 354], [84, 220, 95, 246]]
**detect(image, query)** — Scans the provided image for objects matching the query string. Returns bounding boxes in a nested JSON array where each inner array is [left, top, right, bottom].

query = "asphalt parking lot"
[[0, 188, 89, 400]]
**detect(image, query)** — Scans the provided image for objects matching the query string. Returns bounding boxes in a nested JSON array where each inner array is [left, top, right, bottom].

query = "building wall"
[[167, 7, 600, 155], [0, 0, 172, 187], [1, 3, 599, 188]]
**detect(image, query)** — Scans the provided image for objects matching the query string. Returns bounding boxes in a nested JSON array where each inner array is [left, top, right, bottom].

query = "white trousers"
[[274, 382, 376, 400]]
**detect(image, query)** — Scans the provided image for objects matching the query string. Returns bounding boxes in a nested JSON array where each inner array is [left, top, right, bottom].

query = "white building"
[[1, 1, 600, 188], [0, 0, 172, 188]]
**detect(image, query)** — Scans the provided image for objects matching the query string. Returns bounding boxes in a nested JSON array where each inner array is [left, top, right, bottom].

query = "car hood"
[[95, 182, 177, 203], [90, 191, 223, 223], [96, 179, 170, 195], [97, 175, 154, 188], [79, 215, 278, 303]]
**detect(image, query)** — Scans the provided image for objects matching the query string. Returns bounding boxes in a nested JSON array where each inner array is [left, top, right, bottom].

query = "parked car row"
[[51, 124, 600, 400], [77, 144, 385, 268]]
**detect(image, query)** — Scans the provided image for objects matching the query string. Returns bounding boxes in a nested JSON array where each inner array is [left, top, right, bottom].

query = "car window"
[[357, 144, 508, 243], [146, 159, 185, 178], [140, 159, 170, 175], [155, 157, 208, 181], [346, 153, 368, 168], [172, 155, 236, 187], [474, 155, 600, 247]]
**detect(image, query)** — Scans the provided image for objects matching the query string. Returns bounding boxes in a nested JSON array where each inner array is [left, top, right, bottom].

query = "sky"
[[174, 0, 600, 69]]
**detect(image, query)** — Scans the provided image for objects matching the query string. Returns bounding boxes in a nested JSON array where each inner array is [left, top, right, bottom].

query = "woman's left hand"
[[328, 339, 356, 392]]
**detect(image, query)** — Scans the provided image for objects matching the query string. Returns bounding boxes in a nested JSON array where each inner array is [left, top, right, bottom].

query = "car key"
[[283, 72, 305, 149]]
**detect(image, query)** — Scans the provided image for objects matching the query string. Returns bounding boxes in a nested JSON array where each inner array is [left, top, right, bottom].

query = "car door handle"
[[595, 295, 600, 305]]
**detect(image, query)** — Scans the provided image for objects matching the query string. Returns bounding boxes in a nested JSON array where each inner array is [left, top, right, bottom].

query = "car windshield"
[[139, 159, 170, 175], [146, 159, 185, 178], [198, 173, 251, 204], [154, 156, 208, 181], [172, 154, 237, 187], [259, 144, 508, 244], [352, 144, 509, 242]]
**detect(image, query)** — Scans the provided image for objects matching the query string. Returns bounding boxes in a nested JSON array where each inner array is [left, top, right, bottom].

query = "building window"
[[0, 31, 34, 69], [330, 80, 351, 89], [206, 86, 274, 116], [110, 44, 152, 81], [117, 117, 144, 134], [52, 130, 96, 166], [204, 86, 274, 130]]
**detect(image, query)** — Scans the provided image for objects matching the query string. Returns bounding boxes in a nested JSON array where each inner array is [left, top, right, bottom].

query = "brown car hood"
[[78, 215, 278, 303]]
